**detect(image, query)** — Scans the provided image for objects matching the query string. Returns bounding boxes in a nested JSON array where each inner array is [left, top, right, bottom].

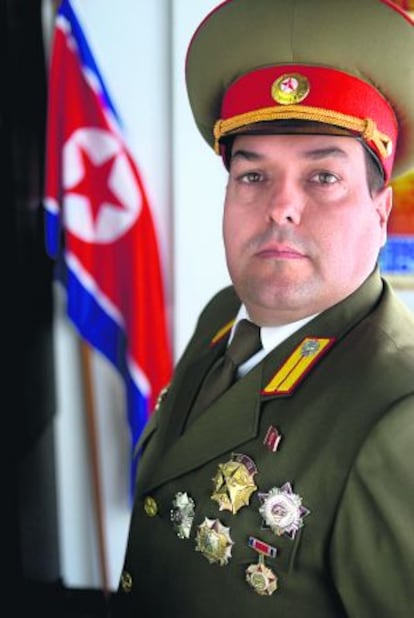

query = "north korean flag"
[[44, 0, 172, 492]]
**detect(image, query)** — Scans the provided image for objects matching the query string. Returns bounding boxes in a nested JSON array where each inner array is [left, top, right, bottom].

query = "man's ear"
[[376, 185, 393, 248]]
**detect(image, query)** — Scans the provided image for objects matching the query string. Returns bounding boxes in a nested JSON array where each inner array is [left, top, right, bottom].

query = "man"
[[112, 1, 414, 616]]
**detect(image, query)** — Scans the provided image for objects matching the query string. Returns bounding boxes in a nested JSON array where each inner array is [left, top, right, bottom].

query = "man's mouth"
[[255, 243, 305, 259]]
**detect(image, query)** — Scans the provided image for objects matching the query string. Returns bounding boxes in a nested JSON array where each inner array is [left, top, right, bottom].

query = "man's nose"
[[266, 181, 304, 225]]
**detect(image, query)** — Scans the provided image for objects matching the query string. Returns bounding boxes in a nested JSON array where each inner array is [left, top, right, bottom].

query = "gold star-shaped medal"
[[211, 454, 257, 514]]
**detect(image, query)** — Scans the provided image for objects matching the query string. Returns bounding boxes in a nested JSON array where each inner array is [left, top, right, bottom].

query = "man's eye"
[[309, 171, 339, 185], [239, 171, 263, 183]]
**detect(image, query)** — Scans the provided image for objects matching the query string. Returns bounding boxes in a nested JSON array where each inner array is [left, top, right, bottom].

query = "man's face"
[[223, 133, 392, 325]]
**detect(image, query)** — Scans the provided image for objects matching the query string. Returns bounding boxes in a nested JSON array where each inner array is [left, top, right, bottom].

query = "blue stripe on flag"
[[59, 0, 121, 125], [125, 372, 151, 495], [60, 261, 149, 493], [66, 266, 122, 367], [45, 210, 61, 259]]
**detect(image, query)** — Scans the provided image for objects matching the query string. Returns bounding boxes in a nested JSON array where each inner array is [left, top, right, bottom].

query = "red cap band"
[[215, 65, 398, 182]]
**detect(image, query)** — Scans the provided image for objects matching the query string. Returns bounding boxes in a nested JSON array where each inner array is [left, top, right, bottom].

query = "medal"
[[245, 536, 278, 596], [195, 518, 234, 566], [258, 482, 310, 539], [170, 492, 195, 539], [211, 453, 258, 514]]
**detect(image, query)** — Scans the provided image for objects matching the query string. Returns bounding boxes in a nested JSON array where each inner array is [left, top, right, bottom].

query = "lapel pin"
[[264, 425, 282, 452]]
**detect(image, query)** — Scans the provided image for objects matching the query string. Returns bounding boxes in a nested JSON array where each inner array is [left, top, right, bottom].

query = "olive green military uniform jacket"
[[112, 270, 414, 617]]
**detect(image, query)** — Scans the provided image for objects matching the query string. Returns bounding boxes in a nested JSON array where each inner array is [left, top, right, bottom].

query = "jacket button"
[[144, 495, 158, 517], [120, 570, 133, 593]]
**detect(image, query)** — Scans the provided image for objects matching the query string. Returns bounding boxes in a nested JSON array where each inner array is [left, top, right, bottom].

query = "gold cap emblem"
[[271, 73, 310, 105]]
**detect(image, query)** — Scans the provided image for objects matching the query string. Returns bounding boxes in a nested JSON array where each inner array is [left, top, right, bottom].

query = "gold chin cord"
[[213, 104, 393, 159]]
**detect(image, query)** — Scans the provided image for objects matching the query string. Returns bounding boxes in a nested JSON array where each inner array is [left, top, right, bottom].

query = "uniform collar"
[[232, 306, 318, 377]]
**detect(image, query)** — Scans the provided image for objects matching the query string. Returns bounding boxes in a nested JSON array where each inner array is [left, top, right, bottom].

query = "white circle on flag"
[[63, 127, 142, 243]]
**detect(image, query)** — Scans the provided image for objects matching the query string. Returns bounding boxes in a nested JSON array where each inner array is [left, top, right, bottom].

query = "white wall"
[[49, 0, 414, 593], [51, 0, 229, 592], [171, 2, 230, 357]]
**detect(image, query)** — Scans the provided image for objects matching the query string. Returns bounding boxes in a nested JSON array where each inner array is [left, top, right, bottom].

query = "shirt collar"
[[230, 305, 318, 353]]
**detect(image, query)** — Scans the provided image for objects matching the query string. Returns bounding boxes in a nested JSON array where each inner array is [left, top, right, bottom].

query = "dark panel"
[[1, 0, 60, 607]]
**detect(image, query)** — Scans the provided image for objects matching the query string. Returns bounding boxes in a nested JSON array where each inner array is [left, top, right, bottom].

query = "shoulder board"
[[210, 319, 236, 347], [262, 336, 335, 396]]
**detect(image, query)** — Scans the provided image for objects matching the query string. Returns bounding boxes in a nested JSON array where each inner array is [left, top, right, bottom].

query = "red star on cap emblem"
[[280, 77, 298, 93]]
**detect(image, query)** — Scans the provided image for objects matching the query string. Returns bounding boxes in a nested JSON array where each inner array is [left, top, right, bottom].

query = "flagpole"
[[79, 340, 110, 597]]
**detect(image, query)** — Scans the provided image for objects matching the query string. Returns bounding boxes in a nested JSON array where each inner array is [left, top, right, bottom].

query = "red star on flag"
[[67, 146, 126, 225]]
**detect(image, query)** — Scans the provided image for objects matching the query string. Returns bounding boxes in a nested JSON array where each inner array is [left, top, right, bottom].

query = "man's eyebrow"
[[230, 145, 349, 164], [230, 148, 263, 163], [300, 146, 349, 160]]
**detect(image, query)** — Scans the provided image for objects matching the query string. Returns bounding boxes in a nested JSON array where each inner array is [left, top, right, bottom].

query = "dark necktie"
[[187, 319, 262, 425]]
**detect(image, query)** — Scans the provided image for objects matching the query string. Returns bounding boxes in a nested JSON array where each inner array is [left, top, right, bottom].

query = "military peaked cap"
[[186, 0, 414, 181]]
